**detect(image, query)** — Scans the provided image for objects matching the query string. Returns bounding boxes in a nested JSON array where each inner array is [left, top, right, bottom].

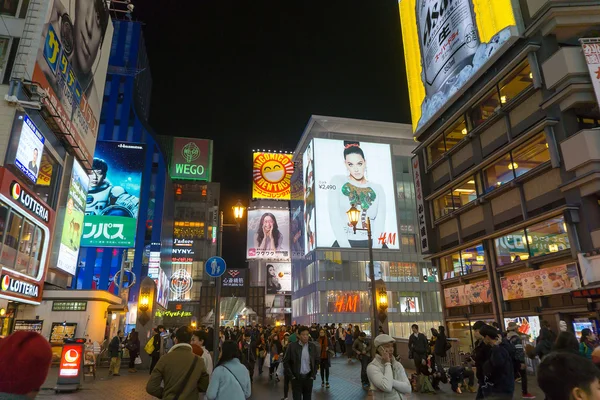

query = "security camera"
[[127, 3, 134, 11]]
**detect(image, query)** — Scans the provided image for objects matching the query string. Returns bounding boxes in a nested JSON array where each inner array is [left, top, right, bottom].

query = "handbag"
[[135, 356, 142, 365], [144, 339, 155, 355], [264, 354, 271, 368], [173, 357, 198, 400]]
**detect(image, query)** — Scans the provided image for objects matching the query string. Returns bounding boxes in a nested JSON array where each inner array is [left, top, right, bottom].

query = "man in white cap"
[[367, 334, 412, 400]]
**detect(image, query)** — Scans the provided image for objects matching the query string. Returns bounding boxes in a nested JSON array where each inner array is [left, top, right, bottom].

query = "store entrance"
[[561, 312, 600, 339]]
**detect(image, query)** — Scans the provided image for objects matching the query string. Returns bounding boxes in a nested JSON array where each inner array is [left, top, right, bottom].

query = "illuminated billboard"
[[252, 152, 293, 200], [15, 115, 45, 184], [57, 160, 89, 275], [33, 0, 114, 168], [313, 139, 399, 250], [302, 141, 316, 254], [81, 141, 145, 248], [247, 208, 290, 260], [266, 263, 291, 294], [399, 0, 518, 132], [170, 138, 213, 181]]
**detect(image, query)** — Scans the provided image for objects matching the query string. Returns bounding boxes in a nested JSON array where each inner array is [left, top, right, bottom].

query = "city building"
[[290, 115, 442, 337], [401, 0, 600, 350]]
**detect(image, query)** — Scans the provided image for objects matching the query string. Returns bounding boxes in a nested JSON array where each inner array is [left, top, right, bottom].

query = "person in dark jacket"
[[506, 322, 535, 398], [472, 321, 492, 400], [108, 330, 124, 376], [269, 333, 283, 381], [432, 326, 448, 372], [126, 330, 140, 373], [150, 327, 163, 374], [240, 332, 257, 383], [553, 331, 581, 355], [283, 326, 319, 400], [479, 325, 515, 399], [535, 320, 556, 360], [408, 324, 429, 374]]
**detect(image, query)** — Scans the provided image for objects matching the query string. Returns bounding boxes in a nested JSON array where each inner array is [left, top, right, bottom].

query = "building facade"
[[402, 0, 600, 351], [290, 116, 442, 337]]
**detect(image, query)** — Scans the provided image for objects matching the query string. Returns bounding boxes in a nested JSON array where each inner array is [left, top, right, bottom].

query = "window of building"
[[401, 234, 416, 251], [433, 191, 454, 220], [1, 211, 22, 269], [440, 252, 462, 279], [577, 116, 600, 130], [495, 229, 529, 267], [0, 0, 19, 16], [387, 262, 418, 282], [427, 134, 446, 165], [451, 176, 479, 209], [15, 220, 34, 275], [52, 301, 87, 311], [526, 217, 570, 258], [423, 267, 438, 282], [460, 243, 486, 274], [510, 134, 550, 178], [470, 89, 501, 129], [445, 118, 468, 151], [499, 62, 533, 105]]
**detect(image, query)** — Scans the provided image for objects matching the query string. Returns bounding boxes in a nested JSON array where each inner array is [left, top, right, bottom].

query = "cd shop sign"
[[1, 275, 39, 298], [10, 182, 49, 222]]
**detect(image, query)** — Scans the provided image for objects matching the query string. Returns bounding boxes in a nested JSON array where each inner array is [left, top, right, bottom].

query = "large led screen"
[[313, 139, 399, 250], [266, 263, 291, 294], [15, 114, 45, 184], [57, 159, 89, 275], [32, 0, 114, 168], [247, 208, 290, 260], [399, 0, 518, 132], [290, 157, 305, 258], [81, 141, 144, 247], [252, 152, 293, 200], [302, 141, 316, 254]]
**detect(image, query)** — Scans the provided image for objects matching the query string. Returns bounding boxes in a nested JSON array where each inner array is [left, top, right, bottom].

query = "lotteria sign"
[[1, 275, 40, 298], [10, 181, 49, 222], [170, 137, 213, 181], [59, 344, 83, 378]]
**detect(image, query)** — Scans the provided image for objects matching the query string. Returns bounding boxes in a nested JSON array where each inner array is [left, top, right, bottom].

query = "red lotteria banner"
[[59, 344, 83, 377]]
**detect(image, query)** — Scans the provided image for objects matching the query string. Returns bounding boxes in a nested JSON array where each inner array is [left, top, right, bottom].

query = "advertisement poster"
[[399, 0, 518, 132], [582, 39, 600, 106], [444, 280, 492, 308], [246, 208, 290, 260], [400, 296, 419, 313], [503, 316, 541, 342], [155, 268, 169, 309], [169, 138, 212, 181], [313, 138, 399, 249], [222, 269, 246, 288], [500, 263, 580, 300], [15, 115, 45, 183], [252, 152, 293, 200], [303, 141, 316, 254], [50, 322, 77, 344], [32, 0, 114, 168], [266, 263, 291, 294], [57, 159, 89, 275], [36, 154, 54, 187], [81, 141, 144, 248], [290, 158, 305, 258]]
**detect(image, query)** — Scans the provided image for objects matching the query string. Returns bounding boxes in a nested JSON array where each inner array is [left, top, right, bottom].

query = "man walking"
[[337, 323, 346, 355], [352, 331, 372, 390], [506, 322, 535, 398], [283, 325, 319, 400], [108, 330, 124, 376], [479, 325, 515, 399], [408, 324, 428, 373], [146, 326, 209, 399], [240, 331, 257, 383]]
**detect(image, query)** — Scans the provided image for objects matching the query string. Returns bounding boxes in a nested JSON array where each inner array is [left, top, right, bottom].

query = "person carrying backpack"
[[506, 322, 536, 399], [479, 325, 515, 399]]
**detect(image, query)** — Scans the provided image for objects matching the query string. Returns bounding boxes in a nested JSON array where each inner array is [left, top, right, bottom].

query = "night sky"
[[134, 1, 411, 268]]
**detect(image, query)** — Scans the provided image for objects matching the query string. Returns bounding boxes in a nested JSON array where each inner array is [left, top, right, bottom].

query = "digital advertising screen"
[[57, 159, 89, 275], [399, 296, 419, 313], [15, 114, 45, 183], [266, 263, 291, 294], [252, 152, 293, 200], [81, 141, 145, 248], [313, 138, 399, 250], [32, 0, 114, 168], [302, 141, 316, 254], [170, 138, 213, 181], [247, 208, 290, 260], [399, 0, 519, 133], [290, 157, 305, 258], [156, 268, 169, 309]]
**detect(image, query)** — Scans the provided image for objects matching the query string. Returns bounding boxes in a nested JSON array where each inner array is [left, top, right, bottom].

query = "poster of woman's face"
[[312, 138, 399, 250], [266, 263, 291, 294], [302, 142, 316, 254], [246, 208, 290, 260]]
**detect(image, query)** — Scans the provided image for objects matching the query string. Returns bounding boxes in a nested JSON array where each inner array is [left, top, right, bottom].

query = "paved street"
[[38, 356, 547, 399]]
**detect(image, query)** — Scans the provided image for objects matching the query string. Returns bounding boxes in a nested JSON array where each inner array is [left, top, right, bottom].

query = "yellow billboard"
[[399, 0, 518, 133], [252, 152, 294, 200]]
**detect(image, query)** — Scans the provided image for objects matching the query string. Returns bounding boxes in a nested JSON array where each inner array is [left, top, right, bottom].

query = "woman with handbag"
[[206, 341, 251, 400], [318, 328, 332, 388], [257, 333, 267, 376], [126, 330, 141, 373], [268, 333, 283, 381]]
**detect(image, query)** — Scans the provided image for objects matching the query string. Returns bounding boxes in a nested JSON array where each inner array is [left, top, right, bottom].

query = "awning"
[[571, 284, 600, 299]]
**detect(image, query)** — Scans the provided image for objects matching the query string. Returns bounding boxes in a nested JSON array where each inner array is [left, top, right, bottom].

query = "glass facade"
[[440, 243, 486, 280]]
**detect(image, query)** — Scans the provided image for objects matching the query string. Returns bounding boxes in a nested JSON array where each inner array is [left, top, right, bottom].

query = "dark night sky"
[[134, 1, 411, 268]]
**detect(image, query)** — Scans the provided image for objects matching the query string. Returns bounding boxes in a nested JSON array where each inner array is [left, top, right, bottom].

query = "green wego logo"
[[182, 142, 200, 163], [175, 142, 204, 176]]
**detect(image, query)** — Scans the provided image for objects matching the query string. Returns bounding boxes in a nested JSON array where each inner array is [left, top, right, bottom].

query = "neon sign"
[[334, 294, 359, 313]]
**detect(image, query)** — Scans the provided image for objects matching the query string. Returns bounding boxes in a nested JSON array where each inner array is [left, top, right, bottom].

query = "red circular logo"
[[10, 182, 20, 200]]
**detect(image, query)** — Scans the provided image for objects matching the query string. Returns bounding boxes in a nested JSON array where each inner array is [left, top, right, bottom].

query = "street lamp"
[[346, 205, 379, 338]]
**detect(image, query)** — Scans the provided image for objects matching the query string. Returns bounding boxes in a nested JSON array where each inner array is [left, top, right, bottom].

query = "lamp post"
[[213, 200, 245, 366], [346, 205, 379, 338]]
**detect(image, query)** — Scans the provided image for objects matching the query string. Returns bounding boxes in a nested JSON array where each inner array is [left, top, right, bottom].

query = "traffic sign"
[[205, 256, 226, 277]]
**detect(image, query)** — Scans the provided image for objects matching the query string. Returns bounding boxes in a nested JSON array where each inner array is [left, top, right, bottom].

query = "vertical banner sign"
[[170, 138, 213, 181], [582, 38, 600, 105], [412, 156, 428, 253], [32, 0, 114, 169], [81, 142, 145, 247], [252, 152, 294, 199]]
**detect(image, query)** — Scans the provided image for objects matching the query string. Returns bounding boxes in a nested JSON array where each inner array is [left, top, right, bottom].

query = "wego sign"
[[170, 138, 213, 181], [10, 182, 49, 222]]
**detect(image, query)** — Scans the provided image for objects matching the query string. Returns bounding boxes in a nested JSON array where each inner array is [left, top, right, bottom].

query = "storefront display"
[[50, 322, 77, 344], [13, 319, 43, 333], [444, 280, 492, 308], [500, 263, 579, 300], [503, 316, 541, 343]]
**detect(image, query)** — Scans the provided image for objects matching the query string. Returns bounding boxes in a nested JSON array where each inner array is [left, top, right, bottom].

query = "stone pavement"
[[39, 355, 547, 399]]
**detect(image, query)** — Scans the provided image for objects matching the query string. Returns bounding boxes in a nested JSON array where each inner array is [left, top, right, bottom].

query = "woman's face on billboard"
[[262, 215, 274, 234], [268, 266, 276, 276], [345, 153, 366, 181]]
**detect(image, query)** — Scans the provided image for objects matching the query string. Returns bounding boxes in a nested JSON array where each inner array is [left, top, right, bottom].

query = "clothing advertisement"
[[14, 114, 45, 184], [303, 141, 316, 254], [32, 0, 114, 167], [246, 208, 290, 260], [81, 141, 145, 248], [500, 263, 579, 300], [399, 0, 519, 132], [290, 157, 305, 258], [252, 152, 293, 199], [400, 296, 419, 313], [266, 263, 291, 294], [444, 280, 492, 308], [313, 138, 399, 250], [155, 268, 169, 309], [57, 159, 89, 275]]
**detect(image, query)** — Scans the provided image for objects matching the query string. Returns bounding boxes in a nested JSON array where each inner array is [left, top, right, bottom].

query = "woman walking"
[[206, 341, 252, 400], [345, 328, 354, 362], [269, 333, 283, 381], [126, 330, 140, 373], [318, 328, 331, 388], [257, 333, 267, 376]]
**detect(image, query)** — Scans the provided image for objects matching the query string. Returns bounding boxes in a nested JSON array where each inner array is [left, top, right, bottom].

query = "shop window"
[[451, 176, 479, 209], [469, 89, 501, 129], [460, 243, 486, 274], [433, 191, 453, 220], [440, 252, 462, 279], [1, 211, 22, 269], [15, 220, 34, 274], [499, 62, 533, 105], [388, 262, 418, 282], [494, 229, 529, 267], [0, 0, 18, 16], [483, 153, 514, 193], [423, 267, 438, 282], [444, 118, 468, 152], [526, 217, 570, 258], [427, 134, 446, 165], [510, 134, 550, 178]]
